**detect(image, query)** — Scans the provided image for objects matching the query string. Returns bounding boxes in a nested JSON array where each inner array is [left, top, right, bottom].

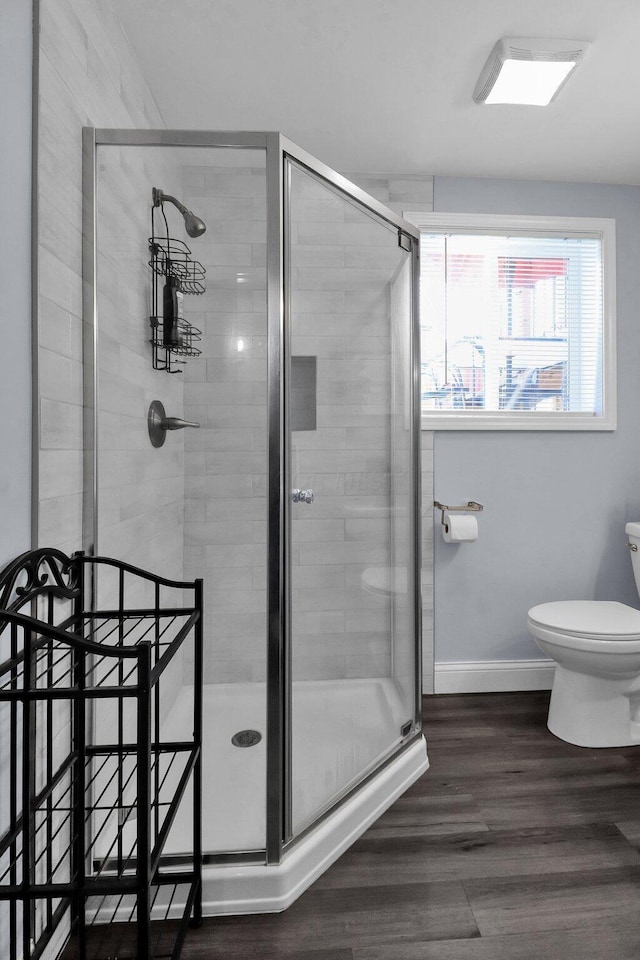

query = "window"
[[406, 213, 616, 430]]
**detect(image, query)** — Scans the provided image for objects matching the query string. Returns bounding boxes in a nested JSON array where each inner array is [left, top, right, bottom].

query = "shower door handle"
[[292, 489, 314, 504]]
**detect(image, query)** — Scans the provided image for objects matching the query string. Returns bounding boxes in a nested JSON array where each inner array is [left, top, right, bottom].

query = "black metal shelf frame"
[[0, 548, 203, 960]]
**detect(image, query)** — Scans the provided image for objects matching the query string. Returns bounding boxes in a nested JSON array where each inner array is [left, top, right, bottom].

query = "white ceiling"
[[112, 0, 640, 184]]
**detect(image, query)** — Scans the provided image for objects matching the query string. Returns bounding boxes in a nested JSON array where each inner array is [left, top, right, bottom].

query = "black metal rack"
[[0, 548, 203, 960], [149, 236, 205, 374]]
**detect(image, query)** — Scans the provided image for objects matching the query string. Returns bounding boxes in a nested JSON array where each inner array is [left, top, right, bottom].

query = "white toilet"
[[527, 522, 640, 747]]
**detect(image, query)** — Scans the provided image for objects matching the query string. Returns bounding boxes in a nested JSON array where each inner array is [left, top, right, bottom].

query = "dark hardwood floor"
[[182, 691, 640, 959]]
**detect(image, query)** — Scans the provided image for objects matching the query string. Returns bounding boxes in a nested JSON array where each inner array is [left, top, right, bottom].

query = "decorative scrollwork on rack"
[[0, 548, 81, 613]]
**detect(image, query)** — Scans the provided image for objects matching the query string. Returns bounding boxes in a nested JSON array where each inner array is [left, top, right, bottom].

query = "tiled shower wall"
[[95, 145, 186, 589], [181, 153, 269, 684], [390, 255, 417, 703], [349, 175, 435, 692], [37, 0, 169, 557], [181, 165, 434, 688], [288, 166, 404, 684], [38, 4, 188, 727]]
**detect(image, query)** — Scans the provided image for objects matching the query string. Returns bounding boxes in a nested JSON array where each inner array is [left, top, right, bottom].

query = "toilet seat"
[[528, 600, 640, 642]]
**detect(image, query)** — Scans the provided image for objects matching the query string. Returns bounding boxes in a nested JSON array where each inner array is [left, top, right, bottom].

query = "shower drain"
[[231, 729, 262, 748]]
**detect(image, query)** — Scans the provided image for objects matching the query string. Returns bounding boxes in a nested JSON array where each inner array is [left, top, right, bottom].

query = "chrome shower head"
[[183, 210, 207, 239], [152, 187, 207, 238]]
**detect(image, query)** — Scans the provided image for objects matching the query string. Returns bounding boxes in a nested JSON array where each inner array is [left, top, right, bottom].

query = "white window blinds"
[[420, 231, 604, 418]]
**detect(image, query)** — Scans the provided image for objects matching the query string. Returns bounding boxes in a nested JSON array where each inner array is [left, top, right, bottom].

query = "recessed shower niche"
[[291, 356, 317, 431], [83, 129, 427, 914]]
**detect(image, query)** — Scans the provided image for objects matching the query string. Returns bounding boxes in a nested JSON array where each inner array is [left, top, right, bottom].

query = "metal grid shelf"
[[87, 745, 198, 880], [149, 316, 203, 359], [148, 238, 206, 295], [61, 880, 199, 960], [0, 549, 203, 960], [0, 610, 197, 696], [81, 610, 198, 689], [148, 234, 206, 373]]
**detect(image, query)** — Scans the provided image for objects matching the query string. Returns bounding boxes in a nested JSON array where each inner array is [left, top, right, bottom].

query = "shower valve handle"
[[148, 400, 200, 448], [292, 489, 314, 504], [162, 416, 200, 431]]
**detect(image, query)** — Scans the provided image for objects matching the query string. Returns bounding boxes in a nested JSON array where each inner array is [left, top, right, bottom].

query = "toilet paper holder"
[[433, 500, 484, 528]]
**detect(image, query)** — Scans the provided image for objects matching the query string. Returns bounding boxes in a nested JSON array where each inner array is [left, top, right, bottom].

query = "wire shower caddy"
[[0, 548, 203, 960], [149, 202, 205, 373]]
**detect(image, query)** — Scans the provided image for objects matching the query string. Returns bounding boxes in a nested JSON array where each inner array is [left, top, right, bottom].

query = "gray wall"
[[0, 0, 32, 568], [432, 176, 640, 664]]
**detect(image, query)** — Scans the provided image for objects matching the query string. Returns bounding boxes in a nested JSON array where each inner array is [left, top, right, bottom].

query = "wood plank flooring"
[[182, 691, 640, 959]]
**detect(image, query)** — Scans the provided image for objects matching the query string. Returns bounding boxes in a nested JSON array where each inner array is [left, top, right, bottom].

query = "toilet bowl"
[[527, 522, 640, 747]]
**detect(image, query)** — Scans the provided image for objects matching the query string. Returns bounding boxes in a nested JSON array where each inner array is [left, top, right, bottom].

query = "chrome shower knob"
[[292, 489, 314, 504], [148, 400, 200, 447]]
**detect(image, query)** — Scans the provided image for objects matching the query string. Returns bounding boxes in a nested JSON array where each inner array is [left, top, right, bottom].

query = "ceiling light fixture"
[[473, 38, 590, 106]]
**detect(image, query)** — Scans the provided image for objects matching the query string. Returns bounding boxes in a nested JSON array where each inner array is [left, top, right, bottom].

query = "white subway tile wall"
[[349, 175, 434, 692], [290, 166, 392, 684], [95, 145, 186, 591], [319, 173, 434, 692], [38, 0, 167, 557], [181, 152, 268, 684]]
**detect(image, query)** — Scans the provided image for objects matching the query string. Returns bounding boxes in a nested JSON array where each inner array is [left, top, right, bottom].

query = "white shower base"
[[162, 678, 428, 915]]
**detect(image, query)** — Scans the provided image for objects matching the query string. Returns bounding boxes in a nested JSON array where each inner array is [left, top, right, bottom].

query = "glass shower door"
[[286, 160, 420, 837]]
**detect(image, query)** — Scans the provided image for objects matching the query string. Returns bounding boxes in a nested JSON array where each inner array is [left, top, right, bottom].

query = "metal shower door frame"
[[277, 138, 423, 859], [82, 128, 422, 868]]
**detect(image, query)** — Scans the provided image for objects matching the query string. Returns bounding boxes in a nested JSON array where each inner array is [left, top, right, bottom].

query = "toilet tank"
[[625, 522, 640, 595]]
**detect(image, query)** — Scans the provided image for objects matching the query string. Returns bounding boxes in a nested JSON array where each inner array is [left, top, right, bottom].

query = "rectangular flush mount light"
[[473, 38, 590, 106]]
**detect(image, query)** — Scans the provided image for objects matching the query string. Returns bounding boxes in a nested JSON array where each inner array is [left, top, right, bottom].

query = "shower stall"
[[82, 129, 427, 914]]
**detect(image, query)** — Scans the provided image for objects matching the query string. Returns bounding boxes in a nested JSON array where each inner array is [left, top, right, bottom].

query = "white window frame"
[[405, 212, 617, 431]]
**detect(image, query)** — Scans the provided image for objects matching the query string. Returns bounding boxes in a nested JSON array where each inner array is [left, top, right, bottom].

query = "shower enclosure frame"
[[82, 128, 424, 870]]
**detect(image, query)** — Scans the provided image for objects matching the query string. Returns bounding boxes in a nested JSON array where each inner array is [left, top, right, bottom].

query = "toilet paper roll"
[[442, 512, 478, 543]]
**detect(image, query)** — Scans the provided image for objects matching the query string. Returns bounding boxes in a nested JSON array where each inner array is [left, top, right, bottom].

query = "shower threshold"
[[160, 678, 428, 916]]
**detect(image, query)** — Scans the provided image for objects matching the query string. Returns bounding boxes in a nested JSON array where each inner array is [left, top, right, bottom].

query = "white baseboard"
[[434, 658, 555, 694]]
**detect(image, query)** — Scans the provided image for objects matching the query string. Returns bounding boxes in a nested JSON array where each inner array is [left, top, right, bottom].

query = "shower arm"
[[152, 187, 188, 217], [152, 187, 207, 238]]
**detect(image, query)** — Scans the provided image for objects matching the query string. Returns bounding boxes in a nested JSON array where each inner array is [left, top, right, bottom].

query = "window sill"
[[421, 412, 616, 431]]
